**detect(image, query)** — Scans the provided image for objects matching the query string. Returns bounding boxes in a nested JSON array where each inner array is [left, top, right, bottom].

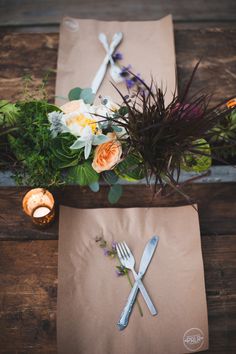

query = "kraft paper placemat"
[[57, 205, 209, 354], [55, 15, 176, 106]]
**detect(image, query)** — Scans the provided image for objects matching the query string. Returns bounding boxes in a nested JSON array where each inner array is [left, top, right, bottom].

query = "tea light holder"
[[22, 188, 55, 226]]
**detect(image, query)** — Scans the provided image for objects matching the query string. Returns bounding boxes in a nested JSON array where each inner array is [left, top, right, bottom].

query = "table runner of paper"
[[57, 205, 209, 354], [55, 15, 176, 105]]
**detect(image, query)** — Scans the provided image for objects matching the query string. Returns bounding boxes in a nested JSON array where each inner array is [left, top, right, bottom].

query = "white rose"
[[90, 97, 119, 120], [60, 100, 98, 137], [60, 99, 89, 114]]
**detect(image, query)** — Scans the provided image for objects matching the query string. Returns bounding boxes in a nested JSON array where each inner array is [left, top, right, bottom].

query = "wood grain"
[[0, 240, 57, 353], [0, 27, 235, 108], [1, 183, 236, 241], [0, 7, 235, 352], [0, 0, 236, 26], [0, 236, 235, 353]]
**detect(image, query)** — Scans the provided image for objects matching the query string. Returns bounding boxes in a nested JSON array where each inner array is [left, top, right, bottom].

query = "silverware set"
[[91, 32, 123, 94], [116, 236, 159, 330]]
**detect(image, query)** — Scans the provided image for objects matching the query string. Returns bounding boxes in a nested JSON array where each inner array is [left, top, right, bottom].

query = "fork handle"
[[117, 281, 139, 330]]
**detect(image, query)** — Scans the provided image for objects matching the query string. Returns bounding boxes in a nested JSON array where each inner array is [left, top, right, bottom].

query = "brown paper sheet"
[[58, 205, 209, 354], [55, 15, 177, 106]]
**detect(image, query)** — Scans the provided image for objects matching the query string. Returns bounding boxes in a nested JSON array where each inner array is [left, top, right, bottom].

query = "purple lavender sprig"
[[96, 237, 126, 273], [112, 51, 123, 62], [116, 265, 128, 277], [120, 65, 145, 91]]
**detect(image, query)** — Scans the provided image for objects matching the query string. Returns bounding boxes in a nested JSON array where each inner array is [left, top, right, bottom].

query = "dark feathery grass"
[[111, 62, 234, 196]]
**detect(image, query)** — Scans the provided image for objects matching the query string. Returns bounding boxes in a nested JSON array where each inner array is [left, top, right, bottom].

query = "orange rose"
[[92, 137, 122, 173], [226, 98, 236, 109]]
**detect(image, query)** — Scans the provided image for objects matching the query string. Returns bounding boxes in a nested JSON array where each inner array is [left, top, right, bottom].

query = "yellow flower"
[[92, 134, 122, 173]]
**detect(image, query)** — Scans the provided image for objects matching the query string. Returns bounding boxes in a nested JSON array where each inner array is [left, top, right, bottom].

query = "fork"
[[116, 242, 157, 315]]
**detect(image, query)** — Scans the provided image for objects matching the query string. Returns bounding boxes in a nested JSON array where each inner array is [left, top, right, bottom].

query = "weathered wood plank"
[[0, 237, 235, 353], [0, 0, 236, 26], [2, 21, 236, 34], [0, 240, 57, 353], [0, 27, 235, 107], [1, 184, 236, 241]]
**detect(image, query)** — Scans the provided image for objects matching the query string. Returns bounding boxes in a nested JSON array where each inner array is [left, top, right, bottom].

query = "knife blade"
[[139, 236, 159, 276], [117, 236, 159, 330]]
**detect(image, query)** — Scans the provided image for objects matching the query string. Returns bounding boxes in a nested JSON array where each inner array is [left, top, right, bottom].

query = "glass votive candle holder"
[[22, 188, 55, 226]]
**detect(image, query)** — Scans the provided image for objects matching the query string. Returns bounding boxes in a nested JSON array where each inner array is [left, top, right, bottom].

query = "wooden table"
[[0, 1, 236, 353]]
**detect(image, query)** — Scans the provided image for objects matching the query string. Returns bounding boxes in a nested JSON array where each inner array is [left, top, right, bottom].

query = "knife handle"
[[136, 278, 157, 316], [117, 281, 139, 330], [132, 270, 157, 316]]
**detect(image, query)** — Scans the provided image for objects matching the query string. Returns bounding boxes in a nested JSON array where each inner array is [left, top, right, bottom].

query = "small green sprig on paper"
[[95, 236, 143, 316]]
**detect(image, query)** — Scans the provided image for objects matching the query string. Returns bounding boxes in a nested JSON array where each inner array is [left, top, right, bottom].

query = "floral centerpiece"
[[0, 63, 235, 203]]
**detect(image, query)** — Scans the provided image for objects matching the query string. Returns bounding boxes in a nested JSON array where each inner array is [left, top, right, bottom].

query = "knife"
[[117, 236, 159, 330]]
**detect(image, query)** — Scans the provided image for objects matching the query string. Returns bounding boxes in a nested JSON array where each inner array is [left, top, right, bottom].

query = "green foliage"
[[115, 153, 145, 181], [50, 133, 83, 169], [7, 100, 63, 186], [210, 109, 236, 159], [67, 161, 99, 186], [89, 181, 100, 192], [80, 88, 95, 104], [0, 100, 20, 127], [113, 62, 231, 192], [68, 87, 95, 104], [181, 139, 212, 173], [68, 87, 82, 101], [0, 101, 20, 168], [103, 170, 119, 184], [108, 184, 123, 204], [117, 106, 129, 117], [102, 170, 123, 202]]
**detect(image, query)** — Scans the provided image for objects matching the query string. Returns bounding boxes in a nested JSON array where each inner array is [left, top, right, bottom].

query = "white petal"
[[84, 142, 92, 159], [68, 124, 83, 137], [93, 134, 109, 145], [70, 139, 86, 150], [81, 125, 93, 138]]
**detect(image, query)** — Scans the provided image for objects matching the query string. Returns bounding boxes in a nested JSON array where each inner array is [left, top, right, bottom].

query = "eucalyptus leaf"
[[68, 87, 82, 101], [89, 181, 100, 192], [112, 125, 123, 132], [108, 184, 123, 204], [80, 88, 95, 104]]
